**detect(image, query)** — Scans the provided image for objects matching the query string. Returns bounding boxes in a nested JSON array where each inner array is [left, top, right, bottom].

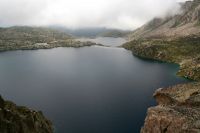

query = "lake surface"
[[0, 38, 188, 133], [77, 37, 127, 47]]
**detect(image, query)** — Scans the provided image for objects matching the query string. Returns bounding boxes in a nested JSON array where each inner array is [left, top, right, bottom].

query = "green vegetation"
[[0, 95, 53, 133], [123, 36, 200, 81], [0, 26, 98, 52]]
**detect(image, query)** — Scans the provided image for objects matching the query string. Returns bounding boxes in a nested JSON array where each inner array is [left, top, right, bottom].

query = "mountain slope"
[[129, 0, 200, 40], [124, 0, 200, 80]]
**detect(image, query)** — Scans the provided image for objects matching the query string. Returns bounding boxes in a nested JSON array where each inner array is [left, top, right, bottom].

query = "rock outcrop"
[[141, 82, 200, 133], [0, 95, 53, 133], [123, 36, 200, 81]]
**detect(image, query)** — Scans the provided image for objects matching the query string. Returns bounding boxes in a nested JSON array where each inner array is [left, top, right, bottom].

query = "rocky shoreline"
[[0, 26, 103, 52], [122, 37, 200, 132], [122, 2, 200, 131], [0, 95, 53, 133], [141, 82, 200, 133], [0, 39, 102, 52], [123, 37, 200, 81]]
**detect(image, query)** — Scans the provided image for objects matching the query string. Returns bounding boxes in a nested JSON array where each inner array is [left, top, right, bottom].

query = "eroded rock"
[[0, 95, 53, 133], [141, 82, 200, 133]]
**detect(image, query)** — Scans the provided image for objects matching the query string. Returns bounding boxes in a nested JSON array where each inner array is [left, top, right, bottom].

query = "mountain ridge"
[[128, 0, 200, 40]]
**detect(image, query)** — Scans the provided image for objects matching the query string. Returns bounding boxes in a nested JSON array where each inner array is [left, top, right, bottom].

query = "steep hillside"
[[0, 95, 53, 133], [124, 0, 200, 81], [129, 0, 200, 40]]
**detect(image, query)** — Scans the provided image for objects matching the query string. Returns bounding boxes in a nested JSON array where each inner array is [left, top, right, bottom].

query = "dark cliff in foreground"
[[123, 0, 200, 132], [0, 95, 53, 133], [141, 82, 200, 133]]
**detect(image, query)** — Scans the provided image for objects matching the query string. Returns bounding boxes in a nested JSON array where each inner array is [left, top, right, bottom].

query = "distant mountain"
[[97, 29, 130, 38], [0, 26, 97, 51], [0, 26, 72, 42], [129, 0, 200, 40], [49, 26, 130, 38]]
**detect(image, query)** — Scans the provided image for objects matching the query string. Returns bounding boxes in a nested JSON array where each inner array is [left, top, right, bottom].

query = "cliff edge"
[[141, 82, 200, 133], [0, 95, 53, 133]]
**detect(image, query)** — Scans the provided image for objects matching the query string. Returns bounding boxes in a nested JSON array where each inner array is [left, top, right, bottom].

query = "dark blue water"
[[0, 42, 188, 133]]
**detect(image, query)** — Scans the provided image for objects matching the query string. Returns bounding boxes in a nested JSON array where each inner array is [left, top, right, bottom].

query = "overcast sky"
[[0, 0, 187, 30]]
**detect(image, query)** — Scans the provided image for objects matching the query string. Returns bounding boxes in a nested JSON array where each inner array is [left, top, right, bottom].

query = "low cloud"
[[0, 0, 187, 30]]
